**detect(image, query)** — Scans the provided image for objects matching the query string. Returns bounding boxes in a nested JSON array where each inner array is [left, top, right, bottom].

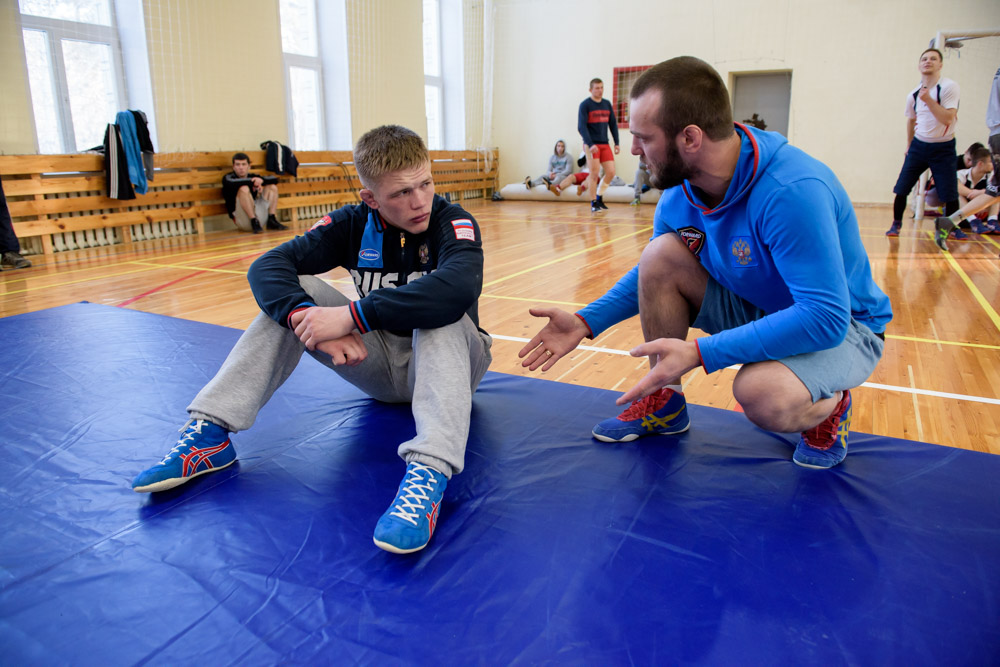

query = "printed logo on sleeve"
[[730, 237, 758, 267], [451, 219, 476, 241], [677, 226, 705, 255]]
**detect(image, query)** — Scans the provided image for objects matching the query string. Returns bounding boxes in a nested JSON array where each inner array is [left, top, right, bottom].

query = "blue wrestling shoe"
[[373, 462, 448, 554], [592, 388, 690, 442], [132, 419, 236, 493], [793, 390, 852, 469], [970, 219, 991, 235]]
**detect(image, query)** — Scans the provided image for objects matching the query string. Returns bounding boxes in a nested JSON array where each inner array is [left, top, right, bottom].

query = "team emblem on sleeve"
[[677, 226, 705, 255], [451, 219, 476, 241]]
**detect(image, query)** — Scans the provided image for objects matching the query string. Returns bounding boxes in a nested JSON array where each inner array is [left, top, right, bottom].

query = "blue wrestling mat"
[[1, 303, 998, 664]]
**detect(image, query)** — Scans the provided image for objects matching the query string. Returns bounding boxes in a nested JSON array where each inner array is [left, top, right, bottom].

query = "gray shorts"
[[232, 196, 270, 231], [692, 276, 884, 402]]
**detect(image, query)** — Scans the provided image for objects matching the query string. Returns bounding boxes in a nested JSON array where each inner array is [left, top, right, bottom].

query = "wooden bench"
[[0, 149, 499, 256]]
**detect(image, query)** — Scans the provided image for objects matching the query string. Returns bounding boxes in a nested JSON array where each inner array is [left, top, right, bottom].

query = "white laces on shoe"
[[157, 419, 207, 464], [388, 464, 441, 526]]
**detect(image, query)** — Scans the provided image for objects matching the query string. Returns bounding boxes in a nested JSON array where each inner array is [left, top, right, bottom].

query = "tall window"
[[19, 0, 127, 153], [422, 0, 444, 151], [280, 0, 324, 151]]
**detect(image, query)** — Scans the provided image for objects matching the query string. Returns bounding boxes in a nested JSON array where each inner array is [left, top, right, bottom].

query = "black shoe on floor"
[[250, 218, 263, 234], [1, 251, 31, 269], [266, 215, 288, 230]]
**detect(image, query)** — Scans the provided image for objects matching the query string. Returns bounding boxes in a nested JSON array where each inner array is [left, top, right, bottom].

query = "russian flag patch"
[[310, 214, 333, 231], [451, 219, 476, 241]]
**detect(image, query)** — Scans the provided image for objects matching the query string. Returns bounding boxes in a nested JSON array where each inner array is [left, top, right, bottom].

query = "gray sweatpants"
[[187, 276, 493, 477]]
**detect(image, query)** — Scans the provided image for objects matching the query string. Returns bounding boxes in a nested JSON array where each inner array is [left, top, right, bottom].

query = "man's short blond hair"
[[353, 125, 430, 188]]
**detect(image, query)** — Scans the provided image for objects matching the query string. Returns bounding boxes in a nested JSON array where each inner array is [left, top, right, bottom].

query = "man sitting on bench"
[[222, 152, 287, 233]]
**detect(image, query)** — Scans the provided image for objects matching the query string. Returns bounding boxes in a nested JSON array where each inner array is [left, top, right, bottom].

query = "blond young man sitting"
[[132, 126, 493, 554]]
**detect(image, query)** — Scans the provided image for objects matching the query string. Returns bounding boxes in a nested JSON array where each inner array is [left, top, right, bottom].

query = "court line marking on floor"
[[128, 260, 247, 275], [480, 293, 588, 307], [864, 230, 998, 247], [23, 236, 280, 276], [927, 319, 943, 352], [478, 215, 651, 228], [0, 254, 352, 302], [0, 265, 163, 296], [0, 246, 270, 298], [481, 295, 1000, 351], [482, 226, 652, 288], [489, 333, 1000, 406], [928, 230, 1000, 334], [117, 253, 264, 307], [907, 364, 926, 442]]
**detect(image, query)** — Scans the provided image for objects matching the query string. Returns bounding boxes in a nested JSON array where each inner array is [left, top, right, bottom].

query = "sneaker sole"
[[132, 458, 237, 493], [373, 537, 429, 554], [792, 458, 840, 470], [592, 422, 691, 443]]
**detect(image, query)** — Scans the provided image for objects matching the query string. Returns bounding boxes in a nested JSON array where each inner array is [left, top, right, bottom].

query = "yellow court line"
[[481, 293, 586, 308], [6, 248, 267, 296], [887, 333, 1000, 351], [476, 216, 650, 232], [860, 230, 996, 245], [483, 226, 652, 288], [128, 260, 248, 275], [0, 250, 263, 298], [481, 292, 1000, 351], [119, 245, 268, 266], [927, 230, 1000, 334], [32, 238, 271, 281], [981, 234, 1000, 251], [0, 265, 161, 296]]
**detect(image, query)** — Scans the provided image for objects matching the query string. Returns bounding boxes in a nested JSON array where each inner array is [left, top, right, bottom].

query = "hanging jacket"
[[129, 110, 155, 182], [261, 140, 299, 176], [115, 111, 148, 194], [103, 123, 135, 200]]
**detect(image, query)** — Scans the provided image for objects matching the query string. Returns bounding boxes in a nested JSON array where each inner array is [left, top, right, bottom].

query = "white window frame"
[[283, 54, 326, 151], [423, 0, 445, 151], [424, 0, 466, 151], [19, 6, 128, 153], [280, 0, 326, 151]]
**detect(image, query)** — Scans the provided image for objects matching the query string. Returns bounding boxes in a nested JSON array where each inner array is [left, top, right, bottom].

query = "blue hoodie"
[[577, 124, 892, 374]]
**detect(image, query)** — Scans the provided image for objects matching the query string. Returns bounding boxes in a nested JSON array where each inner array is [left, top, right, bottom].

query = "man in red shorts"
[[578, 78, 620, 212], [553, 152, 591, 196]]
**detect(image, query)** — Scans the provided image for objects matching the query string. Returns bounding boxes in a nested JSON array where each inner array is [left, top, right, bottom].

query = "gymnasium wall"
[[0, 0, 427, 155], [2, 0, 996, 206], [344, 0, 426, 144], [0, 0, 36, 155], [491, 0, 1000, 204], [141, 0, 288, 152]]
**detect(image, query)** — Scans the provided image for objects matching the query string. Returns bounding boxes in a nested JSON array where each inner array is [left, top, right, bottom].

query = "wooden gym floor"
[[2, 199, 998, 453]]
